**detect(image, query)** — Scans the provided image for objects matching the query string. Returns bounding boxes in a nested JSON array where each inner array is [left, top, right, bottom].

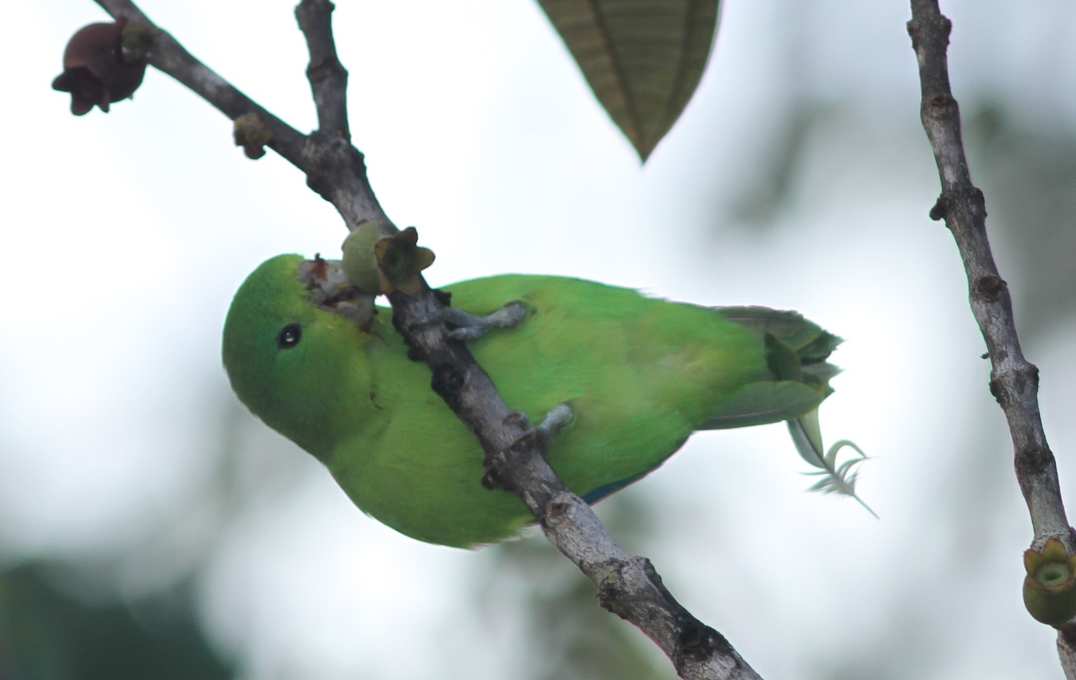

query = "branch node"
[[545, 496, 573, 523], [430, 362, 465, 408], [969, 187, 988, 223], [929, 195, 948, 221], [937, 13, 952, 38], [306, 57, 348, 90], [972, 274, 1006, 303], [676, 621, 726, 667], [502, 411, 529, 429], [925, 93, 958, 119], [988, 376, 1006, 406], [595, 560, 630, 615], [1015, 445, 1055, 482]]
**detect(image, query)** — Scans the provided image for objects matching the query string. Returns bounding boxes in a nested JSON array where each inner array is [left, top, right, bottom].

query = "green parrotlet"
[[222, 254, 868, 548]]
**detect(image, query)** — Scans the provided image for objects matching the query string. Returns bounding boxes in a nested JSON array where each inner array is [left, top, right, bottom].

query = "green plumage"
[[222, 254, 845, 547]]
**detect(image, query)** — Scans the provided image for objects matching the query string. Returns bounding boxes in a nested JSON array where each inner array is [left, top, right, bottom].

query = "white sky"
[[3, 1, 1076, 678]]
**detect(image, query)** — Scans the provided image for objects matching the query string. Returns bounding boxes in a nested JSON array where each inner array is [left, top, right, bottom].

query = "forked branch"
[[83, 1, 761, 677]]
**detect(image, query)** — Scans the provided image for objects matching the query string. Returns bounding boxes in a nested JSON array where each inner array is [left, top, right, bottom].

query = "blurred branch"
[[81, 2, 761, 678], [906, 1, 1076, 674]]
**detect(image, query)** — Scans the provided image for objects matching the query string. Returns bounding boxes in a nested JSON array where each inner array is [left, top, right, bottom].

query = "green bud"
[[342, 220, 392, 294], [1023, 538, 1076, 626]]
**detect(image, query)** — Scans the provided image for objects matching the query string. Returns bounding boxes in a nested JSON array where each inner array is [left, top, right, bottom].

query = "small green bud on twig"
[[1023, 538, 1076, 626], [341, 220, 393, 294]]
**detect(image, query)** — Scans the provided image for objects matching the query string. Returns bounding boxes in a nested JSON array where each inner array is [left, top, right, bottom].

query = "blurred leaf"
[[0, 562, 234, 680], [727, 103, 836, 229], [538, 0, 719, 161]]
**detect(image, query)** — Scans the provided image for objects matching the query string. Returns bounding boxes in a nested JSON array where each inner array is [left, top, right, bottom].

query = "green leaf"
[[538, 0, 720, 161]]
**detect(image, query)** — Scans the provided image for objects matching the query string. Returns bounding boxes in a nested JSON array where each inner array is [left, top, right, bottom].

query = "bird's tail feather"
[[788, 409, 877, 517], [705, 306, 875, 515], [700, 306, 840, 430]]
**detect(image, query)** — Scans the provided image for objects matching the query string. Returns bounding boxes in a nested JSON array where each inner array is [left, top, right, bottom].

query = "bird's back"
[[331, 275, 831, 547]]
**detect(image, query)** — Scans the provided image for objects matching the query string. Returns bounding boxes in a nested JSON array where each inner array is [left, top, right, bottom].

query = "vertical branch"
[[906, 0, 1068, 542], [295, 0, 350, 138], [1060, 629, 1076, 680], [906, 1, 1076, 675], [291, 0, 384, 227]]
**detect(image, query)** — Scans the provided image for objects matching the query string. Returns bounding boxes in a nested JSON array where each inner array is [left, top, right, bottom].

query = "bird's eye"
[[277, 323, 302, 349]]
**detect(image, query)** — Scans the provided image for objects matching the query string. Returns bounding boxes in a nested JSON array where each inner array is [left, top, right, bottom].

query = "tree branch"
[[387, 286, 762, 680], [906, 0, 1075, 672], [295, 0, 350, 139], [906, 0, 1070, 543], [80, 2, 763, 677], [93, 0, 386, 226], [1060, 628, 1076, 680], [93, 0, 308, 170]]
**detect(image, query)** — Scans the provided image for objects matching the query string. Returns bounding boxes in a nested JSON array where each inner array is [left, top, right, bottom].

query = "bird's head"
[[222, 254, 381, 461]]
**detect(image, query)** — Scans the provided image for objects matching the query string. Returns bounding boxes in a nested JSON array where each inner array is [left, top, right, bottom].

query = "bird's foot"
[[481, 405, 574, 490], [444, 301, 529, 341], [537, 403, 574, 443]]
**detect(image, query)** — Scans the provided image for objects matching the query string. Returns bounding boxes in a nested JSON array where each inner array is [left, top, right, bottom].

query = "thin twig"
[[82, 2, 762, 677], [906, 0, 1075, 674], [93, 1, 307, 168], [295, 0, 350, 139], [906, 0, 1069, 544], [93, 0, 386, 226]]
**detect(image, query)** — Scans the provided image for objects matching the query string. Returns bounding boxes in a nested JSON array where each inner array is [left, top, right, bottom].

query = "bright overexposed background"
[[3, 2, 1076, 678]]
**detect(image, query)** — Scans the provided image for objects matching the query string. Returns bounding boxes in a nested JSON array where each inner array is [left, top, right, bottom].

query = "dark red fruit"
[[52, 19, 147, 116]]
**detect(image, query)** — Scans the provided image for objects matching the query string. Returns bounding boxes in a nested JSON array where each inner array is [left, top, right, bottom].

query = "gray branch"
[[906, 0, 1075, 673], [387, 286, 761, 680], [83, 2, 762, 677], [1061, 630, 1076, 680], [295, 0, 350, 139]]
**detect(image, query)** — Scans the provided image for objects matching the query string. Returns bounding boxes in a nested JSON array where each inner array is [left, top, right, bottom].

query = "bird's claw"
[[537, 404, 574, 443], [445, 301, 529, 341]]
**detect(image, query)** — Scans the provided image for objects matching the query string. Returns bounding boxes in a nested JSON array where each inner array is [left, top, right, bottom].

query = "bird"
[[222, 253, 869, 548]]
